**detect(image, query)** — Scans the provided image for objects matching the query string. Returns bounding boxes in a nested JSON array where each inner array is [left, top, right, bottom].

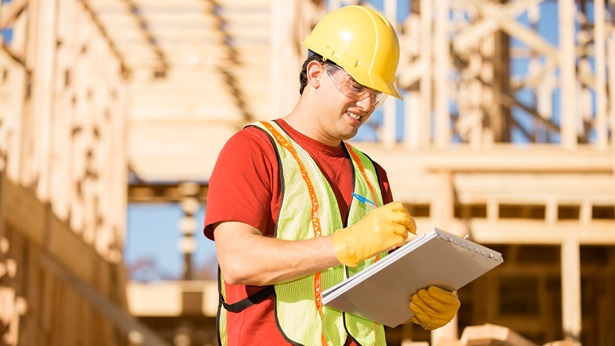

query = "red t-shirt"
[[204, 119, 393, 345]]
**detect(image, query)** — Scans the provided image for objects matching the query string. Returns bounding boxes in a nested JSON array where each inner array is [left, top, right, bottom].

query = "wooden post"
[[469, 55, 483, 147], [402, 9, 424, 149], [487, 198, 499, 223], [480, 34, 495, 145], [404, 90, 421, 149], [592, 0, 607, 148], [0, 174, 5, 245], [431, 171, 459, 344], [178, 182, 201, 281], [382, 0, 397, 148], [561, 239, 582, 345], [419, 0, 432, 146], [26, 0, 59, 198], [558, 0, 577, 148], [607, 33, 615, 210], [433, 0, 450, 147], [270, 0, 300, 119], [537, 74, 556, 142], [608, 33, 615, 148]]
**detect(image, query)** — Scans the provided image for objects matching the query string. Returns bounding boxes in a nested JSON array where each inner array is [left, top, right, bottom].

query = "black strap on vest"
[[219, 286, 275, 313]]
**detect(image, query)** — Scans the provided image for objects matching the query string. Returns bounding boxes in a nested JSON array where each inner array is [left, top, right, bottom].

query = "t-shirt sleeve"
[[203, 127, 277, 240]]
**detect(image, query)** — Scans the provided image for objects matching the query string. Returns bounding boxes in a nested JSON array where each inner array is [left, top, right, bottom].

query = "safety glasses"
[[324, 63, 387, 109]]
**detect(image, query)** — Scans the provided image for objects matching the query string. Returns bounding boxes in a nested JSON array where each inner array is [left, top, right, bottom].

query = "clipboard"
[[322, 228, 504, 327]]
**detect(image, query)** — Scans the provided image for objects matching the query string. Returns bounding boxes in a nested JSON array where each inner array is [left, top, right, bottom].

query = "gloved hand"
[[409, 286, 460, 330], [333, 201, 416, 267]]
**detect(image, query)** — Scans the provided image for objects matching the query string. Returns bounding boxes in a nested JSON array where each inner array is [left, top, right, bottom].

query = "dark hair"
[[299, 51, 326, 94]]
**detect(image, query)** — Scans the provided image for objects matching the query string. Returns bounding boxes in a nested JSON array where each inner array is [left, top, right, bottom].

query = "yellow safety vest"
[[219, 120, 388, 346]]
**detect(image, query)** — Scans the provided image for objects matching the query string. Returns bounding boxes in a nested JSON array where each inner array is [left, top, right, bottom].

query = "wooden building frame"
[[1, 0, 614, 345]]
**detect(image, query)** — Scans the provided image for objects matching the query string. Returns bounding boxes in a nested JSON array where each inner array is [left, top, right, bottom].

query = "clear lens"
[[325, 64, 387, 108]]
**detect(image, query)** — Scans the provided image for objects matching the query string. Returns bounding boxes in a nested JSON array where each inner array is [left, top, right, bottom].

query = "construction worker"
[[204, 5, 460, 345]]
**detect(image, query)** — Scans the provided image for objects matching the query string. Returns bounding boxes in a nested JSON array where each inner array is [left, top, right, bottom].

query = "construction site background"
[[1, 0, 614, 345]]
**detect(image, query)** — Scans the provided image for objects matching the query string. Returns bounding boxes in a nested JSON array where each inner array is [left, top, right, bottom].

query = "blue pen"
[[352, 193, 377, 209]]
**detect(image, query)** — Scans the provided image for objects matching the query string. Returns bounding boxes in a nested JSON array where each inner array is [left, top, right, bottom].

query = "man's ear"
[[306, 61, 324, 88]]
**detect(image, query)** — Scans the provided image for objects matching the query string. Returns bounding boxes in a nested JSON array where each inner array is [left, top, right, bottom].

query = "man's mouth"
[[347, 111, 361, 121]]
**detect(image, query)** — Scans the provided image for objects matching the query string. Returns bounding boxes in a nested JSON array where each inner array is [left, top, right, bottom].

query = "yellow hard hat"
[[302, 5, 403, 100]]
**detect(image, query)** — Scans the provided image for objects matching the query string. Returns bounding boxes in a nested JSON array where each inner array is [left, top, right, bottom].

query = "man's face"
[[315, 62, 382, 143]]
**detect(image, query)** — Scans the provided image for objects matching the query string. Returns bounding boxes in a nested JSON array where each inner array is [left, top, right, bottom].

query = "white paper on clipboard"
[[322, 228, 504, 327]]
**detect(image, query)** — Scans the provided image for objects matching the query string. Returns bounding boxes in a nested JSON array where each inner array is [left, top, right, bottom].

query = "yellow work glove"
[[333, 201, 416, 267], [409, 286, 461, 330]]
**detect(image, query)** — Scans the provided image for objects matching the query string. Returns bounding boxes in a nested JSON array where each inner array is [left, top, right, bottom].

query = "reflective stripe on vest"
[[254, 120, 387, 346]]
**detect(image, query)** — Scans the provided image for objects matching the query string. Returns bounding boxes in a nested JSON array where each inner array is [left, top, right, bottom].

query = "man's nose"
[[356, 95, 375, 111]]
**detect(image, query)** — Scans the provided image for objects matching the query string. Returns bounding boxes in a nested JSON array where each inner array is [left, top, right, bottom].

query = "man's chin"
[[340, 130, 359, 141]]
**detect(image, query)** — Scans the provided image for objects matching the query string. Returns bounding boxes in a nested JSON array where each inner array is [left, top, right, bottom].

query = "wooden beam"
[[476, 74, 561, 135], [127, 0, 169, 70], [128, 120, 241, 181], [90, 0, 210, 5], [39, 249, 171, 346], [0, 174, 47, 248], [460, 323, 538, 346], [453, 0, 546, 55], [208, 0, 271, 5], [511, 58, 558, 92], [397, 58, 426, 88], [470, 219, 615, 245], [126, 281, 218, 317], [47, 212, 98, 285], [78, 0, 129, 75], [127, 182, 207, 203], [357, 145, 615, 173], [499, 15, 558, 62], [0, 0, 28, 28], [0, 42, 25, 65], [495, 262, 615, 276]]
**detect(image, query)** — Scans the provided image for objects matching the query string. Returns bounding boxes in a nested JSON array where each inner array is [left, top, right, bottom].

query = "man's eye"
[[348, 80, 365, 93]]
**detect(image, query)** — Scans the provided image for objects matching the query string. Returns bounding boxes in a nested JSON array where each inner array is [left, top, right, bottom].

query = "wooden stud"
[[419, 0, 432, 146], [561, 239, 582, 345], [558, 0, 578, 148], [434, 0, 451, 147]]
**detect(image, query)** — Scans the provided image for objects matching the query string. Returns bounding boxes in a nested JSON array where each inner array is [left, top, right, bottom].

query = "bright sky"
[[124, 203, 216, 281]]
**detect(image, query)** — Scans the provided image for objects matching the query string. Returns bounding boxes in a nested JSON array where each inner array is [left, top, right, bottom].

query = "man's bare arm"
[[214, 221, 340, 286]]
